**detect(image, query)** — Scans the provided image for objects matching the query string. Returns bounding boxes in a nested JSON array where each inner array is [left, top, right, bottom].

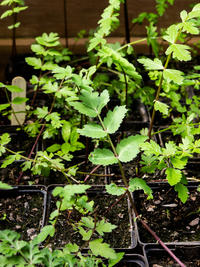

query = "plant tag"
[[11, 76, 26, 125]]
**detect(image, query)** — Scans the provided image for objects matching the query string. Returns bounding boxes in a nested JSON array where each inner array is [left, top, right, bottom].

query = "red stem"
[[16, 123, 46, 183]]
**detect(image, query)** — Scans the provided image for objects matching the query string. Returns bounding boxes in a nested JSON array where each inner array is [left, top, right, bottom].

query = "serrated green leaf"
[[70, 102, 97, 117], [174, 183, 189, 203], [81, 217, 94, 229], [12, 97, 28, 104], [163, 69, 184, 85], [154, 100, 169, 115], [188, 3, 200, 19], [165, 168, 182, 186], [105, 183, 126, 196], [31, 44, 46, 55], [96, 219, 117, 236], [25, 57, 42, 69], [163, 141, 177, 156], [46, 144, 61, 152], [116, 135, 148, 163], [99, 46, 142, 81], [108, 252, 125, 267], [52, 66, 73, 79], [71, 89, 110, 117], [34, 106, 48, 119], [181, 21, 199, 35], [0, 133, 11, 146], [5, 85, 23, 93], [78, 227, 92, 241], [138, 58, 163, 70], [89, 148, 118, 166], [165, 44, 191, 61], [129, 178, 153, 199], [89, 239, 117, 259], [0, 104, 10, 111], [66, 185, 91, 197], [171, 157, 187, 169], [103, 106, 127, 134], [35, 225, 55, 244], [163, 24, 178, 44], [78, 123, 106, 138]]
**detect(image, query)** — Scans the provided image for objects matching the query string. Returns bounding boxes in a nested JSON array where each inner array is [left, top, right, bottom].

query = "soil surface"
[[46, 190, 133, 249], [147, 246, 200, 267], [134, 184, 200, 243], [0, 190, 45, 240]]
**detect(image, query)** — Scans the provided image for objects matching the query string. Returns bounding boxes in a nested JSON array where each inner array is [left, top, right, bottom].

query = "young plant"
[[0, 0, 28, 58], [0, 184, 124, 266]]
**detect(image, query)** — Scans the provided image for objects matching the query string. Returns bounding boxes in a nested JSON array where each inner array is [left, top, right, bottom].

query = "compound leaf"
[[96, 220, 117, 236]]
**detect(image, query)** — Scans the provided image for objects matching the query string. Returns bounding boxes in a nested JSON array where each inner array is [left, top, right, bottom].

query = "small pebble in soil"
[[189, 217, 199, 226]]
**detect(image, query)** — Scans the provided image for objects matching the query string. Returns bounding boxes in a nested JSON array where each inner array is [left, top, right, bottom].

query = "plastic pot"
[[44, 185, 137, 250], [133, 182, 200, 245], [0, 185, 47, 240]]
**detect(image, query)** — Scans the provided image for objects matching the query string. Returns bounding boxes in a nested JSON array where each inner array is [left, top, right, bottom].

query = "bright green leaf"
[[129, 178, 153, 199], [89, 239, 117, 259], [96, 220, 117, 236], [12, 97, 28, 104], [25, 57, 42, 69], [0, 182, 12, 190], [103, 106, 127, 134], [138, 58, 163, 70], [105, 183, 126, 196], [89, 148, 118, 166], [174, 183, 189, 203], [165, 168, 182, 185], [163, 69, 184, 85], [165, 44, 191, 61], [78, 123, 106, 138], [154, 100, 169, 115], [5, 85, 23, 93], [116, 135, 148, 163]]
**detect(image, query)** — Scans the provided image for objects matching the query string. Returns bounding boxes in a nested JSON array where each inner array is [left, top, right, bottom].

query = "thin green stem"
[[148, 24, 183, 139], [117, 38, 147, 52], [4, 147, 34, 162]]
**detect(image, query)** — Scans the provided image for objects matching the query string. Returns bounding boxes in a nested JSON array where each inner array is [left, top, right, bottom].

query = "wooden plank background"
[[0, 0, 199, 81], [0, 0, 197, 38]]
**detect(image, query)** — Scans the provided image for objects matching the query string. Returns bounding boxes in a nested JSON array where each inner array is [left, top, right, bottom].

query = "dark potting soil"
[[150, 258, 200, 267], [134, 185, 200, 243], [0, 191, 44, 240], [0, 162, 47, 185], [147, 246, 200, 267], [47, 192, 133, 248]]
